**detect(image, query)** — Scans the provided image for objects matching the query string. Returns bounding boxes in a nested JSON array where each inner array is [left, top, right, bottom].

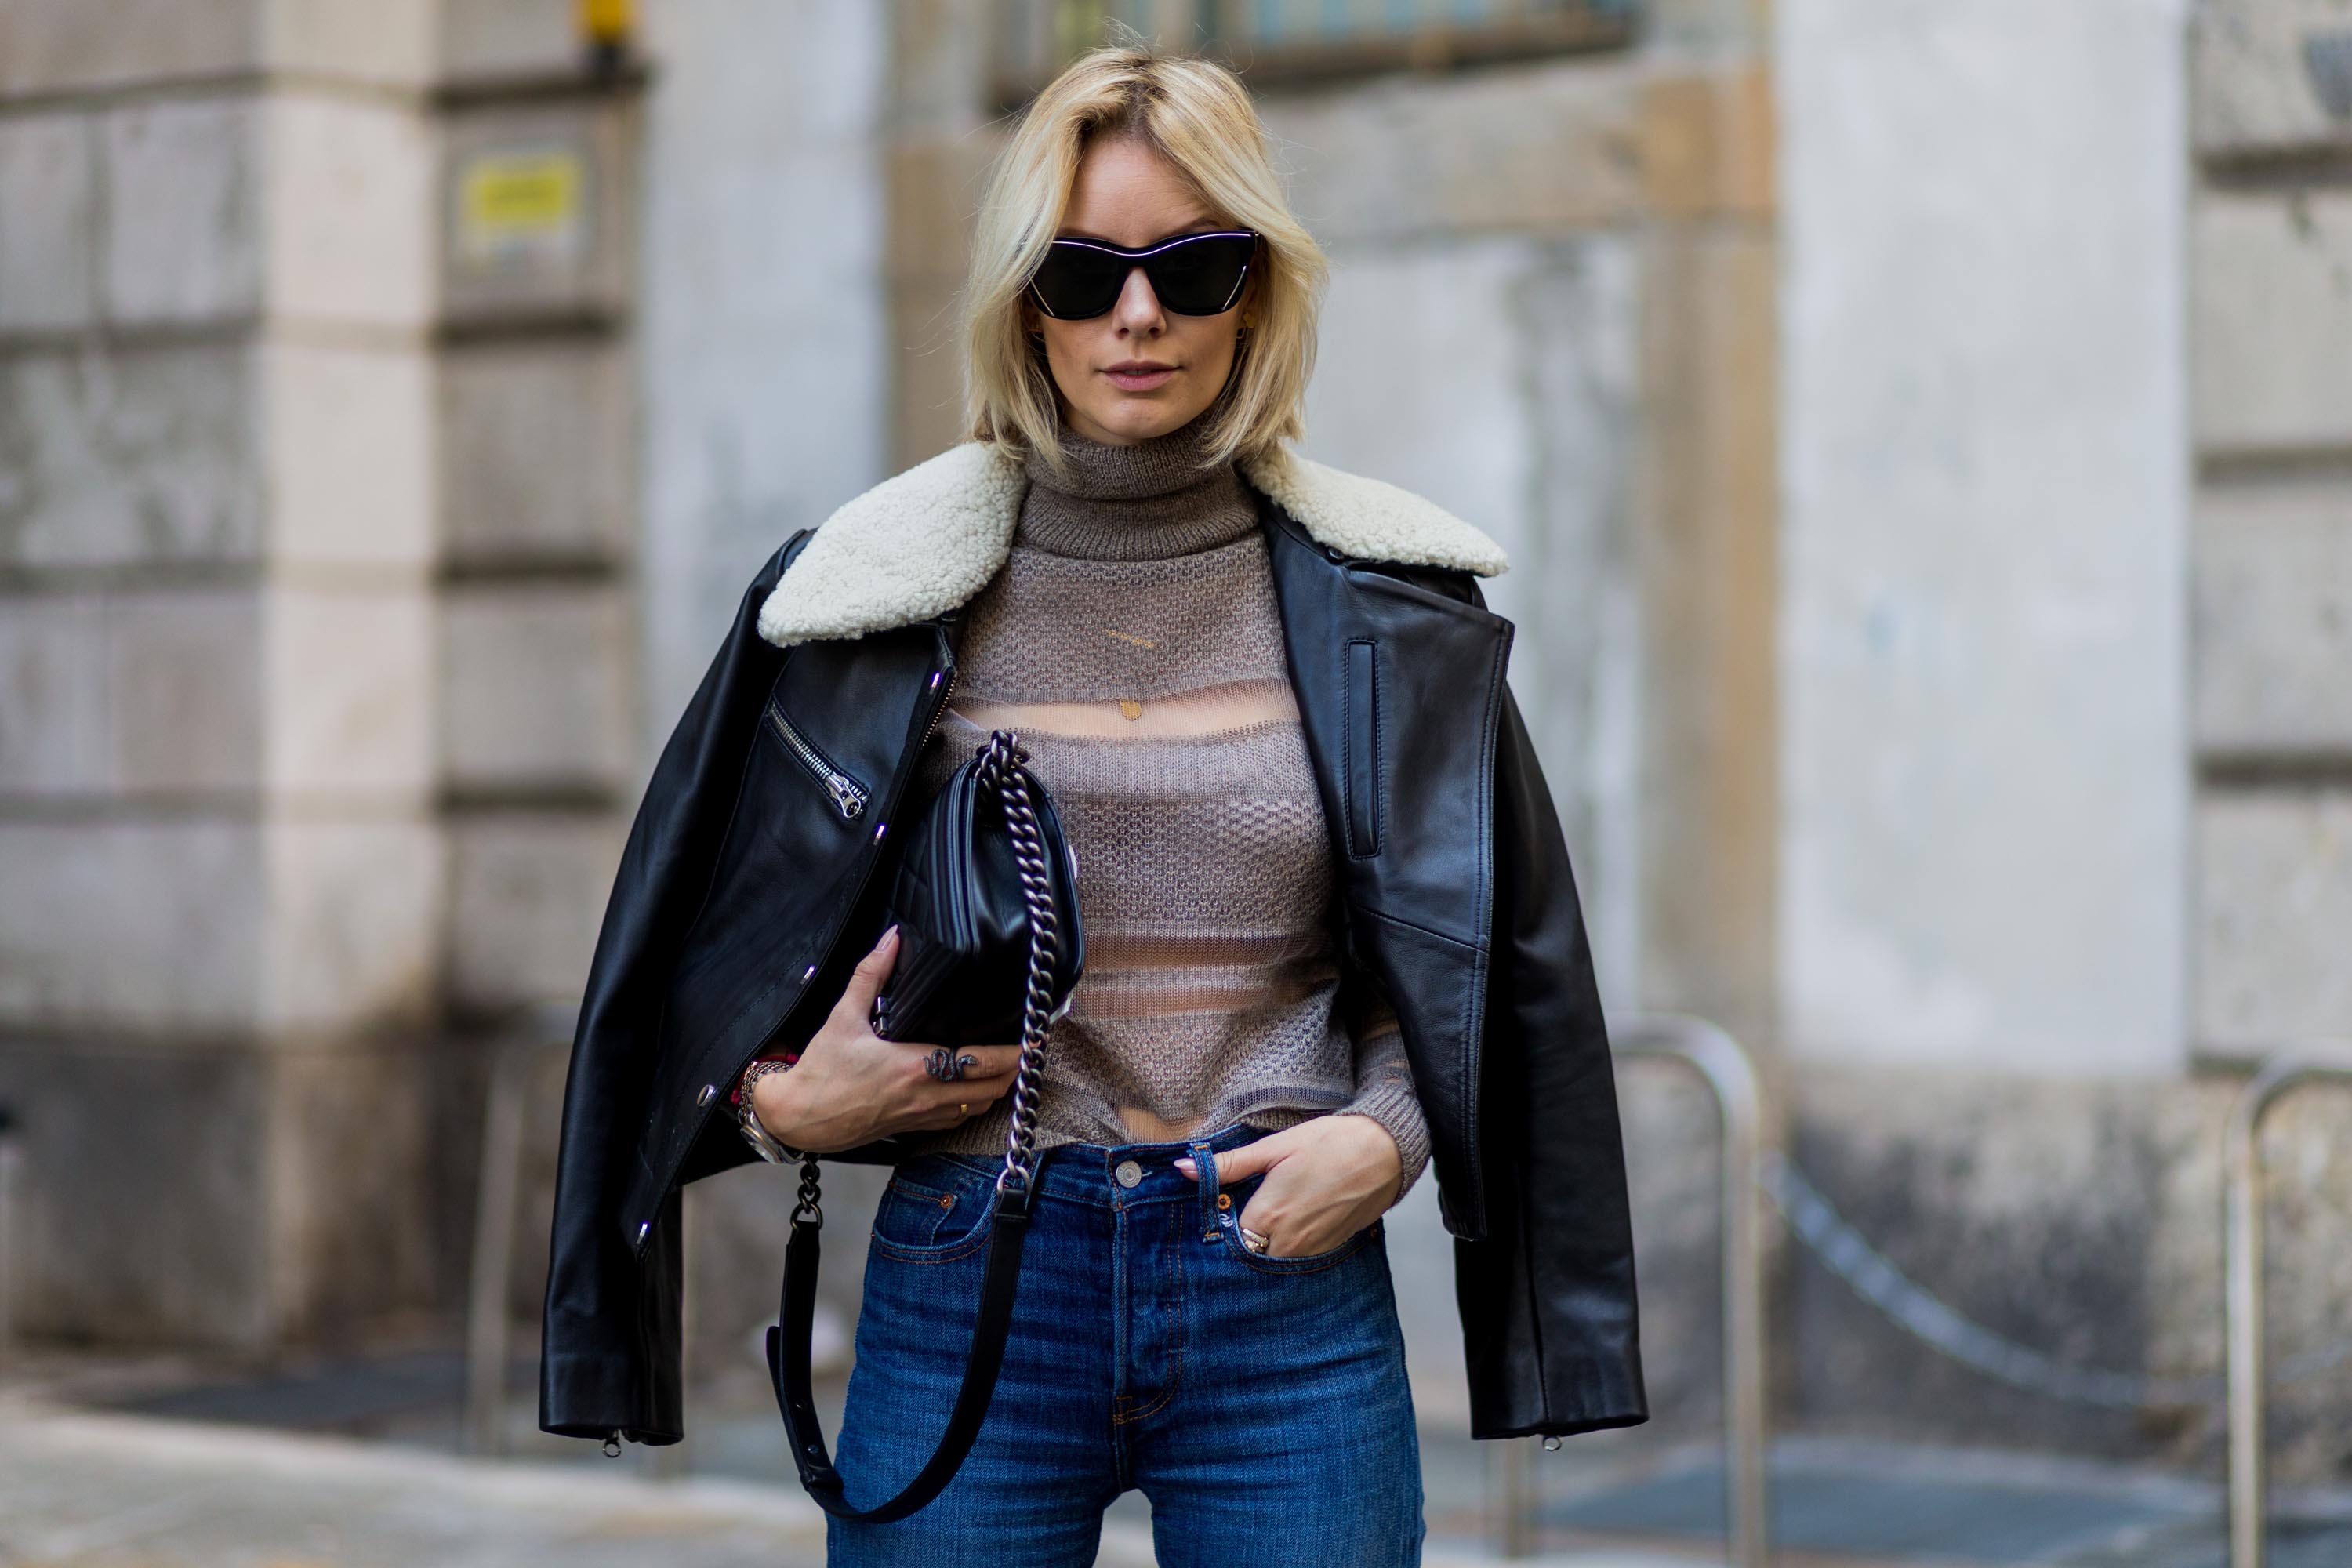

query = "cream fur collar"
[[755, 439, 1509, 650]]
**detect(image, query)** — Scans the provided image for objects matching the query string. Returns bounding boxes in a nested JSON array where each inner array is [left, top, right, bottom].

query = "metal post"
[[1491, 1435, 1537, 1558], [463, 1005, 574, 1457], [2224, 1042, 2352, 1568], [464, 1036, 533, 1456], [0, 1101, 19, 1368], [1612, 1014, 1774, 1568]]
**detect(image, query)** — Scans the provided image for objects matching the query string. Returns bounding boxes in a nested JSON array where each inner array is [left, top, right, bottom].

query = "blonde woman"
[[539, 41, 1646, 1568]]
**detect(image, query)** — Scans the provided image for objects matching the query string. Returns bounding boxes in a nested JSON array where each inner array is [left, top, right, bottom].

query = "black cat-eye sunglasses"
[[1025, 229, 1261, 320]]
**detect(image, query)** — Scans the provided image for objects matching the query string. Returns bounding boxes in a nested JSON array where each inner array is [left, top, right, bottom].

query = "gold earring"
[[1242, 310, 1257, 328]]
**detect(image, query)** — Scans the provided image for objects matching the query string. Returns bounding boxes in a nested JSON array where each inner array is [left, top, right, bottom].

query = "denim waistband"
[[922, 1119, 1269, 1217]]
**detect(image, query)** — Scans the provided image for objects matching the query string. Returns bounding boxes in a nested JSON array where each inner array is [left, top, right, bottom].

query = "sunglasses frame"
[[1025, 229, 1261, 321]]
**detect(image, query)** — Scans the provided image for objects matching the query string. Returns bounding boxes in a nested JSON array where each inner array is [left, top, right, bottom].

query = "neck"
[[1015, 411, 1258, 562]]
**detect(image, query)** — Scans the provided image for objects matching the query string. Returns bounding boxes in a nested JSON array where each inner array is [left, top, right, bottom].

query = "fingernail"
[[957, 1054, 978, 1072], [883, 924, 899, 946], [1174, 1158, 1196, 1178]]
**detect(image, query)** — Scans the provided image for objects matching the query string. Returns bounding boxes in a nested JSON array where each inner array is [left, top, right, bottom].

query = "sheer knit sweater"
[[752, 411, 1432, 1204]]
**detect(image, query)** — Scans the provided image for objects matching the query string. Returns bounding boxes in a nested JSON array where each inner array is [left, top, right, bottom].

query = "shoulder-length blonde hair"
[[960, 42, 1328, 482]]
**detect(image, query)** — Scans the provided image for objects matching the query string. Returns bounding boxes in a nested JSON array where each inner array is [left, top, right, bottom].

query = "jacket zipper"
[[764, 699, 869, 819], [632, 652, 962, 1265], [915, 661, 960, 753]]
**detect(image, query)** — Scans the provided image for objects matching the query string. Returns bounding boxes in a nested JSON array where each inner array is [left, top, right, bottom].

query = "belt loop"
[[1188, 1137, 1220, 1240]]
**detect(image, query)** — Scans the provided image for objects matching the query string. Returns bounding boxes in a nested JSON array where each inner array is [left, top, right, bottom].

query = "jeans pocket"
[[1220, 1173, 1385, 1275], [869, 1155, 999, 1262]]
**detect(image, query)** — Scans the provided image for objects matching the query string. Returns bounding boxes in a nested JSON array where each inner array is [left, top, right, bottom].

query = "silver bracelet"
[[736, 1057, 804, 1164]]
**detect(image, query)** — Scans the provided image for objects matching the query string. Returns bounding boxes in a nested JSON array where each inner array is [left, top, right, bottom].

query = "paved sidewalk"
[[0, 1392, 1704, 1568], [12, 1341, 2352, 1567]]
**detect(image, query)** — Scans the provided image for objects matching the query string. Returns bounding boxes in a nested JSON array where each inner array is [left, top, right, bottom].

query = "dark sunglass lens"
[[1149, 235, 1254, 314], [1031, 245, 1123, 318]]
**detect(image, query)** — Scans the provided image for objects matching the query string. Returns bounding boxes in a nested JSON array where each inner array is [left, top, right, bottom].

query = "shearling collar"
[[755, 438, 1510, 650]]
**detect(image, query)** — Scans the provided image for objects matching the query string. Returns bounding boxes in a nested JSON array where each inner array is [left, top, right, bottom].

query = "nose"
[[1112, 263, 1165, 329]]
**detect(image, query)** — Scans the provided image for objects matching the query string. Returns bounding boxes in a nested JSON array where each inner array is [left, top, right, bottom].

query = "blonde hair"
[[960, 41, 1327, 483]]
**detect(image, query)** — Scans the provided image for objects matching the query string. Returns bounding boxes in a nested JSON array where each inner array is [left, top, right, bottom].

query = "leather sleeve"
[[1453, 675, 1650, 1439], [538, 541, 799, 1446]]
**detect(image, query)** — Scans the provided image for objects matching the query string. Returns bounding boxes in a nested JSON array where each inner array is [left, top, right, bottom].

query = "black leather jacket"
[[539, 461, 1647, 1449]]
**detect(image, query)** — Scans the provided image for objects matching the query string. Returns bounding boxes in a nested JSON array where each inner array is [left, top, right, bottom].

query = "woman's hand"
[[753, 924, 1024, 1155], [1174, 1115, 1403, 1258]]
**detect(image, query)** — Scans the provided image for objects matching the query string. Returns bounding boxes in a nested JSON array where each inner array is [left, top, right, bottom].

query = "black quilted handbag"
[[764, 728, 1084, 1523], [868, 728, 1085, 1048]]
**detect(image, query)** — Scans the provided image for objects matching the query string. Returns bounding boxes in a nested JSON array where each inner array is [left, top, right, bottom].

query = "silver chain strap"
[[973, 730, 1062, 1206], [786, 730, 1064, 1228]]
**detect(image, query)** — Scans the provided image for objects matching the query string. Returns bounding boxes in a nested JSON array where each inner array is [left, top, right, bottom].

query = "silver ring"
[[1240, 1226, 1270, 1255], [924, 1047, 965, 1083]]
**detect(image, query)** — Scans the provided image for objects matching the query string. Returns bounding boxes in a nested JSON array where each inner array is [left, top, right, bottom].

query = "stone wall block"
[[440, 339, 632, 564], [264, 0, 437, 89], [1642, 64, 1777, 220], [0, 113, 98, 333], [2194, 189, 2352, 453], [1257, 59, 1643, 244], [101, 96, 264, 328], [262, 340, 436, 569], [437, 583, 633, 793], [268, 92, 435, 329], [2197, 789, 2352, 1050], [263, 584, 433, 800], [106, 586, 265, 794], [0, 1040, 272, 1346], [439, 0, 581, 82], [884, 140, 988, 285], [264, 1039, 441, 1336], [0, 818, 266, 1032], [0, 344, 265, 569], [0, 0, 259, 101], [261, 816, 442, 1034], [2194, 476, 2352, 755], [888, 274, 968, 470], [447, 813, 626, 1011], [2193, 0, 2352, 158], [439, 100, 636, 325], [0, 593, 104, 794]]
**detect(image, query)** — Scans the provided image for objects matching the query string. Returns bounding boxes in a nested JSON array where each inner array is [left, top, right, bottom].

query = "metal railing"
[[1496, 1013, 1774, 1565], [2224, 1041, 2352, 1568]]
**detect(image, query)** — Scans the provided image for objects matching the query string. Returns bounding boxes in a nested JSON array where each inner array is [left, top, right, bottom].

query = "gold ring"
[[960, 1102, 970, 1116], [1240, 1226, 1270, 1255]]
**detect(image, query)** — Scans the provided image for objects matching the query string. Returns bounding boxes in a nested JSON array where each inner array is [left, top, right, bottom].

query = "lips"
[[1105, 364, 1176, 390]]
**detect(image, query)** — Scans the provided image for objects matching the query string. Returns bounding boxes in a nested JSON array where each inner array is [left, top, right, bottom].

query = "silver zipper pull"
[[828, 775, 866, 818]]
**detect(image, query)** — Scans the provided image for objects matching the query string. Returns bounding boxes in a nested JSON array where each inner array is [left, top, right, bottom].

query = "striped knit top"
[[894, 410, 1432, 1203]]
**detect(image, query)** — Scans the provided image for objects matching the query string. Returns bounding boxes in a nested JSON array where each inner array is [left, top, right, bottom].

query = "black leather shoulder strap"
[[764, 1192, 1032, 1523]]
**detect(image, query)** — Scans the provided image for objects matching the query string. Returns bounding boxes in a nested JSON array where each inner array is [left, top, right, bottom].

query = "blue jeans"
[[826, 1120, 1425, 1567]]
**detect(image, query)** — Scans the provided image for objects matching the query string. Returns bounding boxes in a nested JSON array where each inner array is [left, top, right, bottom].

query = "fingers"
[[917, 1091, 1000, 1129], [1176, 1136, 1283, 1184], [833, 924, 900, 1019]]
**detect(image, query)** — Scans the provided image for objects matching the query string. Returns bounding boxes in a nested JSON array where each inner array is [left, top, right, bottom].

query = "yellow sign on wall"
[[457, 149, 585, 263]]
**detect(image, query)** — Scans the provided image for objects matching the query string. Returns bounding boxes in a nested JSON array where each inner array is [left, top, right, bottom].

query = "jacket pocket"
[[1342, 638, 1381, 857], [762, 697, 870, 820]]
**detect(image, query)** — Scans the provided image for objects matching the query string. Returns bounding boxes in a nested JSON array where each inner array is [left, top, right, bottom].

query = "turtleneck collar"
[[1014, 408, 1259, 562]]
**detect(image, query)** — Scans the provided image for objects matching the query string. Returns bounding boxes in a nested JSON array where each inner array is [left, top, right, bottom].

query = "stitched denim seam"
[[1111, 1204, 1185, 1426], [1227, 1217, 1380, 1276]]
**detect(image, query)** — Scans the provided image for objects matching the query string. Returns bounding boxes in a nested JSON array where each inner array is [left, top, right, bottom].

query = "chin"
[[1087, 402, 1199, 441]]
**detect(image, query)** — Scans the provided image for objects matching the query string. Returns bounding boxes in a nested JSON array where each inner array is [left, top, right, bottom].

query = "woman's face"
[[1021, 136, 1258, 447]]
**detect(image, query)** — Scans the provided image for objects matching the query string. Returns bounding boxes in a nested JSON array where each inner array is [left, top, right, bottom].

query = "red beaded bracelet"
[[729, 1051, 800, 1109]]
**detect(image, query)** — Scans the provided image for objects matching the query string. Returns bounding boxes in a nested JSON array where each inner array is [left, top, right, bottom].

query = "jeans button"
[[1114, 1159, 1143, 1189]]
